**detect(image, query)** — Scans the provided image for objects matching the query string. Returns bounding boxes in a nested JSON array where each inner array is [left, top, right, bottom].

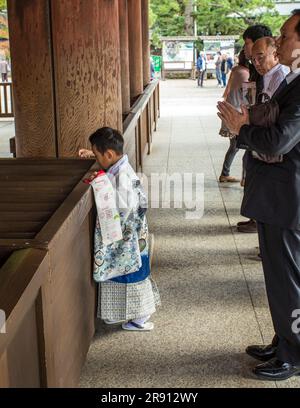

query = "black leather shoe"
[[253, 358, 300, 381], [246, 344, 277, 361]]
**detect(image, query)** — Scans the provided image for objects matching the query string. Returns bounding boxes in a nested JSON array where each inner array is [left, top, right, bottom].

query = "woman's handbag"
[[249, 98, 283, 163]]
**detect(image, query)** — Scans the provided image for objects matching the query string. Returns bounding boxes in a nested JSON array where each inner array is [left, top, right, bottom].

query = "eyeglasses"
[[252, 52, 275, 65]]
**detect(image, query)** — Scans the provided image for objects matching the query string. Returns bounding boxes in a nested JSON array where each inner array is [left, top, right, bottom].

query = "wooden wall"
[[0, 159, 97, 387]]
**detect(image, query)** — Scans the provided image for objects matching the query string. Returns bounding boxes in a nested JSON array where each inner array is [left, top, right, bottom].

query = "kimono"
[[93, 155, 160, 321]]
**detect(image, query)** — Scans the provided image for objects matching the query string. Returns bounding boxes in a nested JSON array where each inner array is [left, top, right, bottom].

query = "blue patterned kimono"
[[93, 155, 150, 284]]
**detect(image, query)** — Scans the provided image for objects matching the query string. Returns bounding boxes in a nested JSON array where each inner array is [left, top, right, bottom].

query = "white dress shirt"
[[262, 64, 290, 100]]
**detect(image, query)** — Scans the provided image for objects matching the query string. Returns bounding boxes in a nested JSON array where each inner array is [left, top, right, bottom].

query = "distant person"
[[220, 55, 228, 87], [150, 59, 155, 81], [0, 60, 8, 82], [196, 52, 207, 87], [227, 55, 234, 71], [219, 50, 250, 183], [215, 51, 222, 87]]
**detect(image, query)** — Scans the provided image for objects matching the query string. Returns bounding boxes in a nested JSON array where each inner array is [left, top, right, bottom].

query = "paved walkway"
[[80, 79, 300, 388], [0, 120, 14, 157]]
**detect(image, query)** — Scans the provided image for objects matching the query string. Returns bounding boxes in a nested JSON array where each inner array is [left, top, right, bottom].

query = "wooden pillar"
[[118, 0, 131, 115], [7, 0, 122, 158], [7, 0, 57, 157], [128, 0, 143, 101], [51, 0, 122, 156], [141, 0, 150, 87]]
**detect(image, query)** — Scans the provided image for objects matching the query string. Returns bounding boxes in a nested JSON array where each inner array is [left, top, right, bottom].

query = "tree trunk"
[[184, 0, 194, 36]]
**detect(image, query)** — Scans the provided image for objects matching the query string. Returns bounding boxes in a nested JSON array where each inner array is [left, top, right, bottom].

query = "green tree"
[[150, 0, 186, 49], [195, 0, 285, 37], [150, 0, 286, 49]]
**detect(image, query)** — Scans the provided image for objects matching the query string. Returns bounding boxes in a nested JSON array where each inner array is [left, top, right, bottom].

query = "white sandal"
[[104, 319, 125, 325], [122, 321, 154, 331]]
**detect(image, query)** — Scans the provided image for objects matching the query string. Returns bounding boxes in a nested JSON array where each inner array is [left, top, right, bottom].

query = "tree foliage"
[[194, 0, 285, 36], [150, 0, 286, 49], [0, 0, 6, 11]]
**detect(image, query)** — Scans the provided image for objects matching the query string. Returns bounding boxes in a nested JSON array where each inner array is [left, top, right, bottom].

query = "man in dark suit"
[[218, 10, 300, 381], [237, 24, 272, 233]]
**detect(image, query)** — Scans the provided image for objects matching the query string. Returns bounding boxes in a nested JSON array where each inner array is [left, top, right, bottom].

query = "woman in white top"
[[219, 50, 250, 182]]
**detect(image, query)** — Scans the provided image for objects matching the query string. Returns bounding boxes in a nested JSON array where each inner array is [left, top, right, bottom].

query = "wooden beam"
[[128, 0, 143, 101], [141, 0, 150, 87], [118, 0, 131, 115]]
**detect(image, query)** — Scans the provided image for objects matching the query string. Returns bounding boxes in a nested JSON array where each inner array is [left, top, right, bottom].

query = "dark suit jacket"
[[236, 74, 300, 230]]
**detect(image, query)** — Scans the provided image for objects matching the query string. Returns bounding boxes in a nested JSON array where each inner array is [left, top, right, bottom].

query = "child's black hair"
[[89, 127, 124, 155]]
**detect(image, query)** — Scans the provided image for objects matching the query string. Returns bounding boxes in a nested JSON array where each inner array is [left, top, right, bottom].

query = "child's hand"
[[83, 171, 98, 184], [89, 171, 98, 181], [79, 148, 94, 158]]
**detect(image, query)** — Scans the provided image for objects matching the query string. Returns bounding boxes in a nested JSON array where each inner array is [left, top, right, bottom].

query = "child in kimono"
[[79, 127, 160, 331]]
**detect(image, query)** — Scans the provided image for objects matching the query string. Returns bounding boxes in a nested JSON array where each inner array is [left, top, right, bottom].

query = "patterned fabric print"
[[93, 156, 148, 282], [93, 216, 141, 282], [98, 277, 161, 321]]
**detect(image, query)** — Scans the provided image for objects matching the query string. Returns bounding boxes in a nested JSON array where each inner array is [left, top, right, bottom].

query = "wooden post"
[[128, 0, 143, 101], [51, 0, 122, 156], [7, 0, 123, 158], [118, 0, 131, 115], [7, 0, 57, 157], [141, 0, 150, 87]]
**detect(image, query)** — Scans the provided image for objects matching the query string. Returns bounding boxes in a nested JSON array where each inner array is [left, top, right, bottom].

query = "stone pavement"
[[0, 120, 14, 157], [80, 79, 300, 388]]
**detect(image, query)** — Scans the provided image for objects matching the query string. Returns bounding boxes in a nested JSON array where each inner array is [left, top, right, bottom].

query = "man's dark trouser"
[[221, 137, 239, 176], [257, 222, 300, 365], [197, 69, 206, 87]]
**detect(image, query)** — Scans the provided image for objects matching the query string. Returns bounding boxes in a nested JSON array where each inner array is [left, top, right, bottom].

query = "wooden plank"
[[7, 0, 56, 157], [0, 250, 49, 387], [35, 185, 94, 246], [51, 0, 122, 157], [0, 221, 44, 233], [5, 302, 42, 387], [0, 233, 37, 239], [0, 212, 52, 222], [0, 175, 80, 183], [0, 240, 49, 250], [0, 192, 67, 204], [0, 249, 49, 351], [0, 352, 9, 387], [44, 217, 95, 387], [0, 158, 95, 168], [140, 108, 148, 162], [0, 203, 58, 213], [1, 185, 76, 194]]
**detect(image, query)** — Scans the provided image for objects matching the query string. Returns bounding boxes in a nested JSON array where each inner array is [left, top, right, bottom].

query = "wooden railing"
[[123, 79, 160, 171], [0, 80, 160, 388], [0, 82, 14, 118]]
